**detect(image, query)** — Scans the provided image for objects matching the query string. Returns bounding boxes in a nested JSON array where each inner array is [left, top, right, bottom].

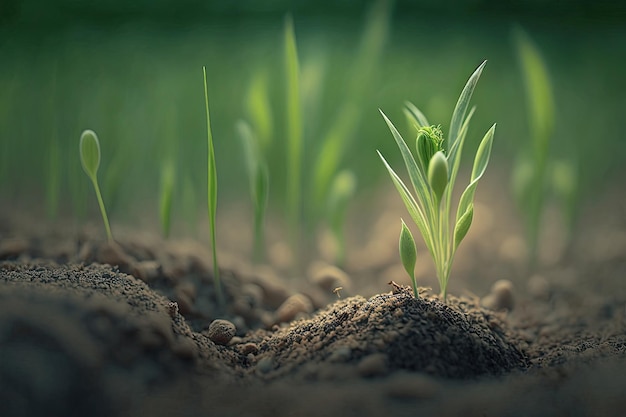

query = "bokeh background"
[[1, 0, 625, 246]]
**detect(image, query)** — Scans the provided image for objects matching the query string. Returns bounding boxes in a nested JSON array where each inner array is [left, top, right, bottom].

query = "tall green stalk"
[[284, 15, 303, 263], [513, 28, 555, 267], [203, 66, 224, 308]]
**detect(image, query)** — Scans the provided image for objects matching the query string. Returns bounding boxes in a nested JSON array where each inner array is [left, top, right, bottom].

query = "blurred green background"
[[1, 0, 625, 234]]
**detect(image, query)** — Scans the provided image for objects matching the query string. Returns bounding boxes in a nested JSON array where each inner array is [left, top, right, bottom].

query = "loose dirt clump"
[[243, 286, 527, 381]]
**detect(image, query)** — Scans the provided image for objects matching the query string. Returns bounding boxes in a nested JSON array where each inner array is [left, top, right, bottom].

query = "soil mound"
[[247, 287, 528, 380]]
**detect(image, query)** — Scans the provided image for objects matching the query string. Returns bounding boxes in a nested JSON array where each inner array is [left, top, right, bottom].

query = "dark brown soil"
[[1, 176, 625, 417]]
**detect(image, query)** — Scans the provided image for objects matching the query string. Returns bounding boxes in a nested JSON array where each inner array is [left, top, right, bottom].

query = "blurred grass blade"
[[159, 159, 176, 239], [515, 27, 554, 158], [311, 0, 390, 211], [245, 70, 274, 152], [237, 119, 270, 262], [284, 14, 303, 261]]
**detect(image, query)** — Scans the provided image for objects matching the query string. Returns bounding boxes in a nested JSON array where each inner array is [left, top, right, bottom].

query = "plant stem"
[[203, 66, 224, 308], [91, 178, 113, 242]]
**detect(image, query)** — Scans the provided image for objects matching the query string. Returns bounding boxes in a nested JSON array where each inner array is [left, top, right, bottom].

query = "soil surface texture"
[[1, 180, 625, 417]]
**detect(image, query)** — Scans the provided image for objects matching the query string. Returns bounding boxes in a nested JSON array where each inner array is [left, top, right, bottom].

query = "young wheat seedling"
[[203, 66, 224, 308], [79, 129, 113, 242], [379, 61, 496, 301]]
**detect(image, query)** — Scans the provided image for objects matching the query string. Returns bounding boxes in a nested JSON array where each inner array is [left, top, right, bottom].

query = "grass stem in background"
[[327, 170, 356, 266], [311, 0, 390, 215], [284, 14, 303, 264], [159, 159, 176, 238], [79, 129, 113, 242], [512, 27, 555, 267], [237, 119, 270, 263], [203, 66, 224, 308]]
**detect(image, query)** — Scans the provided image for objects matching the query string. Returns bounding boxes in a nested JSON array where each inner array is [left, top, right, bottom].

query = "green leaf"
[[456, 124, 496, 228], [399, 219, 418, 298], [284, 14, 303, 254], [245, 70, 274, 151], [203, 65, 223, 307], [454, 203, 473, 250], [79, 129, 101, 182], [378, 151, 434, 255], [449, 61, 486, 152], [379, 110, 434, 215], [515, 28, 554, 158], [159, 159, 176, 238], [404, 101, 430, 129]]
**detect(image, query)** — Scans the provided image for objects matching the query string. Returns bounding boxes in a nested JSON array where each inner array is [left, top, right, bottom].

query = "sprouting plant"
[[399, 219, 418, 298], [326, 169, 357, 266], [245, 69, 273, 152], [513, 28, 579, 264], [79, 129, 113, 242], [202, 66, 224, 307], [512, 28, 554, 266], [378, 61, 496, 301], [237, 119, 269, 263], [284, 14, 303, 262], [311, 0, 390, 215], [159, 158, 176, 238]]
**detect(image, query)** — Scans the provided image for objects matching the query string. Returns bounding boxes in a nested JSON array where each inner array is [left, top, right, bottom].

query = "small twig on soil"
[[332, 286, 343, 298]]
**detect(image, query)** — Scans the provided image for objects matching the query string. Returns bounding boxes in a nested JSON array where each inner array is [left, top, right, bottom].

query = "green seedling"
[[512, 27, 555, 266], [399, 219, 418, 298], [159, 159, 176, 238], [311, 0, 390, 214], [237, 119, 270, 263], [327, 169, 357, 266], [378, 61, 496, 301], [284, 14, 303, 262], [245, 69, 274, 152], [203, 66, 224, 307], [79, 129, 113, 241]]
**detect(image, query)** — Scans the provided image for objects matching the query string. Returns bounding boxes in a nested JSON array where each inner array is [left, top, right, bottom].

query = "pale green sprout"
[[311, 0, 391, 214], [513, 27, 555, 266], [327, 170, 357, 267], [79, 129, 113, 242], [237, 119, 269, 263], [245, 70, 273, 152], [514, 28, 580, 264], [399, 219, 418, 298], [284, 14, 303, 262], [203, 66, 224, 308], [378, 61, 496, 301], [159, 159, 176, 238]]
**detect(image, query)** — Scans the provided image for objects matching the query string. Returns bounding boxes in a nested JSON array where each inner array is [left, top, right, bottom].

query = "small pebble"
[[256, 356, 274, 374], [275, 294, 313, 323], [357, 353, 388, 377], [309, 263, 352, 292], [386, 372, 441, 400], [482, 279, 514, 311], [528, 274, 551, 301], [206, 319, 236, 345]]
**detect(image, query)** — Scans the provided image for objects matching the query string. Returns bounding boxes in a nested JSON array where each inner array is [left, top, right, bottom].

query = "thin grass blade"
[[449, 61, 486, 151], [379, 110, 434, 214], [378, 151, 434, 254], [455, 124, 496, 240]]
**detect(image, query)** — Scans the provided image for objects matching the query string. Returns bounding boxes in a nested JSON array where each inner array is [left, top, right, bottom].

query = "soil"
[[1, 175, 625, 417]]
